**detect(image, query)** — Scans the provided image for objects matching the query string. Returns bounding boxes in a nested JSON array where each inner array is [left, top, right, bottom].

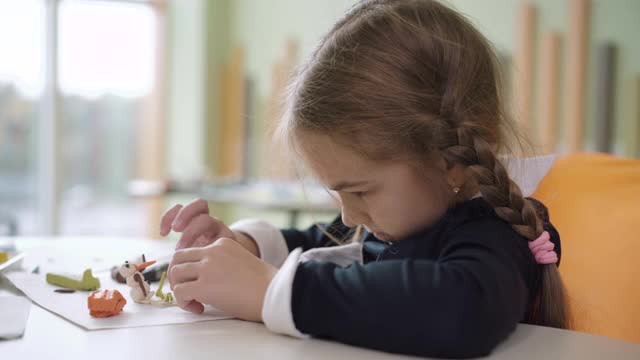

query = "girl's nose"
[[340, 198, 367, 228], [341, 211, 357, 228]]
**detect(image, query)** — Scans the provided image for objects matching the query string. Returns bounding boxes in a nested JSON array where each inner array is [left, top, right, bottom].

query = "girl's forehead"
[[297, 134, 375, 182]]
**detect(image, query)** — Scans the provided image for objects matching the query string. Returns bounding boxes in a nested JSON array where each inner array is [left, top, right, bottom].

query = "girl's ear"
[[445, 163, 468, 190], [429, 152, 466, 192]]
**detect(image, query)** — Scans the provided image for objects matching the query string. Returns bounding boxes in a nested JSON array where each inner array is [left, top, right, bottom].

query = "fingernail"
[[172, 219, 182, 229]]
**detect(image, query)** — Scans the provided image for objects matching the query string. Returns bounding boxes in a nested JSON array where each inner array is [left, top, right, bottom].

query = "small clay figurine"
[[88, 289, 127, 317], [46, 269, 100, 291], [118, 257, 156, 303]]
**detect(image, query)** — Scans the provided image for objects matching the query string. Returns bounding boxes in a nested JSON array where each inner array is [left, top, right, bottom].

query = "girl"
[[161, 0, 570, 357]]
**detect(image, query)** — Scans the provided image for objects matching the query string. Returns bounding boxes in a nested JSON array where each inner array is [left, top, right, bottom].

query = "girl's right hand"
[[160, 198, 260, 256], [160, 198, 236, 250], [161, 198, 262, 314]]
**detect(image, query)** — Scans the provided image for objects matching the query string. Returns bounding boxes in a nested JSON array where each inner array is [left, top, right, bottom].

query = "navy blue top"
[[281, 197, 561, 358]]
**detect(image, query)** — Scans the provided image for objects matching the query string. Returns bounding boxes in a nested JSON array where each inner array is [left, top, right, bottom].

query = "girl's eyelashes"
[[353, 185, 380, 198], [338, 190, 367, 198]]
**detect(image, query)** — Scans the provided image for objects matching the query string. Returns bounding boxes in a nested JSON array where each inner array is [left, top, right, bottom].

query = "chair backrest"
[[533, 153, 640, 343]]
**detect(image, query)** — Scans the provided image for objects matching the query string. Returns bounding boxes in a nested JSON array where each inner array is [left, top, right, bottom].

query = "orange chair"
[[533, 153, 640, 343]]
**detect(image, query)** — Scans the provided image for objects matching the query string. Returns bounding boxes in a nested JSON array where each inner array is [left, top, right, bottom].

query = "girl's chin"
[[374, 232, 394, 242]]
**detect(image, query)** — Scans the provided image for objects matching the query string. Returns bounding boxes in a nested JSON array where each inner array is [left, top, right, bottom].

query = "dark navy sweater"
[[281, 197, 561, 358]]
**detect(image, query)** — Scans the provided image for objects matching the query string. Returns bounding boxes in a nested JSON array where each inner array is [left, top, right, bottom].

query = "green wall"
[[165, 0, 640, 229], [225, 0, 640, 158]]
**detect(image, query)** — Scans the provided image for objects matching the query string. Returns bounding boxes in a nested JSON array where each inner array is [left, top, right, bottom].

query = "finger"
[[169, 262, 201, 289], [173, 281, 199, 310], [184, 300, 205, 314], [172, 247, 206, 266], [210, 236, 241, 250], [168, 247, 204, 286], [175, 214, 216, 250], [160, 204, 183, 236], [193, 235, 211, 248], [172, 198, 209, 232]]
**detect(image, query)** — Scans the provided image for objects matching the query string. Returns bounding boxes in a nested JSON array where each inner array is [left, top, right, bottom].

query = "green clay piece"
[[154, 271, 168, 300], [46, 269, 100, 291], [165, 292, 174, 303]]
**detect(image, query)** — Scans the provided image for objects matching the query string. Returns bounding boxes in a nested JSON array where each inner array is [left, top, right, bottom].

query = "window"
[[0, 0, 163, 236], [58, 0, 157, 236], [0, 0, 46, 235]]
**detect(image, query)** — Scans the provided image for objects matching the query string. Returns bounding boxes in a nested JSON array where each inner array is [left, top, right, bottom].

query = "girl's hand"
[[160, 198, 259, 255], [168, 238, 278, 322], [160, 198, 236, 250]]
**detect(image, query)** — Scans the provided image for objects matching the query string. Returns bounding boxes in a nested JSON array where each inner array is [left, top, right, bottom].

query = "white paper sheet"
[[0, 252, 25, 273], [3, 271, 232, 330], [0, 296, 31, 339]]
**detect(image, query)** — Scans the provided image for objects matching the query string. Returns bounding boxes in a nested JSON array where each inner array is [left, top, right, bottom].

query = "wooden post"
[[265, 38, 299, 179], [513, 3, 536, 138], [217, 47, 246, 179], [537, 32, 562, 154], [594, 43, 616, 153], [564, 0, 590, 152], [633, 76, 640, 157]]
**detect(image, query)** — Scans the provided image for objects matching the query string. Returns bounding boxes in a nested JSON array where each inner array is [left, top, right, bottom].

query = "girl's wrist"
[[232, 230, 261, 257], [257, 263, 278, 323]]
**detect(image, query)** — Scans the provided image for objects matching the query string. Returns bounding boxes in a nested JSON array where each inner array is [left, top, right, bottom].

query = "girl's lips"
[[374, 232, 390, 241], [364, 226, 391, 241]]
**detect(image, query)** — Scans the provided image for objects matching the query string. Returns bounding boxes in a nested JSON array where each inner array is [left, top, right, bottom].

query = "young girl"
[[161, 0, 570, 357]]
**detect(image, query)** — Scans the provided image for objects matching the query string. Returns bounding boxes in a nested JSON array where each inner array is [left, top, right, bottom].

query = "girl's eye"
[[353, 191, 367, 198]]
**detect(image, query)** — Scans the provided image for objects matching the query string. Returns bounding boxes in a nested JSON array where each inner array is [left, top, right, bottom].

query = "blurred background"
[[0, 0, 638, 239]]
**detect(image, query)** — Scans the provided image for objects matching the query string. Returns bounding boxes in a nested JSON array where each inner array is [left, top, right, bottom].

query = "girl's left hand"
[[168, 237, 278, 322]]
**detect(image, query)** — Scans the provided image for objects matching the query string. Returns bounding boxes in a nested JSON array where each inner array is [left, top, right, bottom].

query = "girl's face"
[[298, 133, 455, 242]]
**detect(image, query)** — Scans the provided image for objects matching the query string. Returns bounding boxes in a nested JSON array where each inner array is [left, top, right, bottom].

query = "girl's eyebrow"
[[329, 180, 370, 191]]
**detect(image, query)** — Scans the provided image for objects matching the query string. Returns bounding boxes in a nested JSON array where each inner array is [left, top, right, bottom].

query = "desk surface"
[[2, 237, 639, 359]]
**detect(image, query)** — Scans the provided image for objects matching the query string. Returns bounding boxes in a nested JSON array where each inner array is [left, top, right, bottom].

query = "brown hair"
[[280, 0, 570, 329]]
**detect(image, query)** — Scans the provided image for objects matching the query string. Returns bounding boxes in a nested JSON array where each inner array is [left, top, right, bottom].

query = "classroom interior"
[[1, 0, 639, 349]]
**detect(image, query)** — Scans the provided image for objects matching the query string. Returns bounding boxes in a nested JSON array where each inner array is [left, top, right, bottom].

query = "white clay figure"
[[118, 260, 154, 303]]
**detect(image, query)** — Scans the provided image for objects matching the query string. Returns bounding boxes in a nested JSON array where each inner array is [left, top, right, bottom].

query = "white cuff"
[[261, 248, 309, 338], [230, 219, 290, 268]]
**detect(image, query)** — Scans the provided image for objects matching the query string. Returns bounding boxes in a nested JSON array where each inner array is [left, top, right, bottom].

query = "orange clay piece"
[[135, 260, 156, 272], [88, 290, 127, 318]]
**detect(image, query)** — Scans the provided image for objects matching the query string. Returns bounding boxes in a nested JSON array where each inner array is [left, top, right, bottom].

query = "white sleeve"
[[229, 219, 290, 268], [261, 248, 309, 338]]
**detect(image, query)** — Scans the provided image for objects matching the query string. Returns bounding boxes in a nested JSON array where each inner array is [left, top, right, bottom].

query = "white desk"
[[2, 237, 639, 359]]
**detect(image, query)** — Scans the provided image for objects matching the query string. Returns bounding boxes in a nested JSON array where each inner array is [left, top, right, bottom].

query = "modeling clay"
[[118, 259, 156, 303], [153, 271, 175, 304], [46, 269, 100, 291], [88, 290, 127, 318], [54, 289, 76, 294], [155, 271, 168, 300], [0, 251, 8, 263]]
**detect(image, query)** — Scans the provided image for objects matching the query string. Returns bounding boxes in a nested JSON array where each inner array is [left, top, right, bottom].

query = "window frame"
[[37, 0, 167, 235]]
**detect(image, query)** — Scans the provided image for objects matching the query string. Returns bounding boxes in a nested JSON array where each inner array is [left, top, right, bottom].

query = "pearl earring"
[[452, 186, 460, 194]]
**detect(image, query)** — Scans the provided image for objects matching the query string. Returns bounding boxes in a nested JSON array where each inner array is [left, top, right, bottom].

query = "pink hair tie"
[[528, 231, 558, 265]]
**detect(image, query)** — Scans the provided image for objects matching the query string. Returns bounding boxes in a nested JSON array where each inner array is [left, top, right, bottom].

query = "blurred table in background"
[[128, 179, 339, 228]]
